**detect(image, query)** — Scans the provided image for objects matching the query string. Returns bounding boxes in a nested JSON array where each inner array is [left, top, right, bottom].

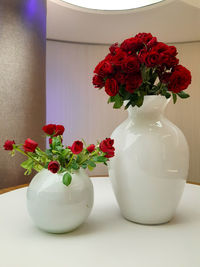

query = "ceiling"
[[47, 0, 200, 44]]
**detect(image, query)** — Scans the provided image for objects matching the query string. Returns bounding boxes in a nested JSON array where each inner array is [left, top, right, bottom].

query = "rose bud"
[[54, 125, 65, 136], [48, 161, 60, 174], [87, 144, 95, 153], [23, 138, 38, 153], [100, 138, 115, 158], [70, 141, 83, 154], [3, 140, 15, 151], [42, 124, 56, 136], [49, 138, 52, 145]]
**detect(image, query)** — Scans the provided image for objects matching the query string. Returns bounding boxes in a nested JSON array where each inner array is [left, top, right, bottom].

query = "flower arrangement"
[[93, 32, 192, 109], [3, 124, 115, 186]]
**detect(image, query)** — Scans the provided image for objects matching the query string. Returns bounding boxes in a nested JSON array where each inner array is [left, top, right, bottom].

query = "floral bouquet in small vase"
[[93, 32, 191, 225], [4, 124, 115, 233]]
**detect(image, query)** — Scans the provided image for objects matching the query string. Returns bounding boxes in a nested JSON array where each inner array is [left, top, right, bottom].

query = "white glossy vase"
[[27, 169, 93, 233], [109, 96, 189, 225]]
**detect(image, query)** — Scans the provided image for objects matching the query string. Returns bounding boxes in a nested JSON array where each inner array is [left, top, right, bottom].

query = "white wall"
[[46, 40, 200, 182]]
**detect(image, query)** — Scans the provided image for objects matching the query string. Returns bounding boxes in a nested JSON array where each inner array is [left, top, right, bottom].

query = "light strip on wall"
[[60, 0, 164, 11]]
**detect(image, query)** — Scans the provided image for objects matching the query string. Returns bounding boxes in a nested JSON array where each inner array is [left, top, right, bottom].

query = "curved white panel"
[[47, 0, 200, 43]]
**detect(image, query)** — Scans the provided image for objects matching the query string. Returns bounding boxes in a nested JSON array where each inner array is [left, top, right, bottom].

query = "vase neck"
[[126, 96, 170, 121]]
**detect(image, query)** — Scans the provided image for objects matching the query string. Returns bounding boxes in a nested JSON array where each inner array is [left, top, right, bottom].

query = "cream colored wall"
[[46, 40, 200, 182], [166, 42, 200, 183]]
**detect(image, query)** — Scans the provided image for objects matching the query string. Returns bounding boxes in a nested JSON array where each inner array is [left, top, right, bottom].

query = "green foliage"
[[7, 133, 111, 187], [62, 172, 72, 186], [177, 91, 190, 99]]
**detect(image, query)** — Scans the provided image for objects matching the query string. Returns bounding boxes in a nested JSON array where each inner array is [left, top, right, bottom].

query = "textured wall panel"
[[0, 0, 46, 189]]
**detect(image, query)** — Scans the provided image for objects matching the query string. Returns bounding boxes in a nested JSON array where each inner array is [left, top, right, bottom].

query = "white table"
[[0, 178, 200, 267]]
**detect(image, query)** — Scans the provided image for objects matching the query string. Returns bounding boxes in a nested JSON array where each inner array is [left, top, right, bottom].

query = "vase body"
[[27, 169, 93, 233], [109, 96, 189, 224]]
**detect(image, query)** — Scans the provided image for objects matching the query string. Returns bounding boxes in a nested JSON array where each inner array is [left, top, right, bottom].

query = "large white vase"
[[27, 169, 93, 233], [109, 96, 189, 224]]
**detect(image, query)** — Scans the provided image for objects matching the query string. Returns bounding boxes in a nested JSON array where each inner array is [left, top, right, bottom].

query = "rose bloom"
[[94, 60, 113, 77], [23, 138, 38, 153], [48, 161, 60, 174], [100, 138, 115, 158], [109, 42, 119, 55], [135, 32, 153, 44], [144, 51, 160, 67], [87, 144, 95, 153], [121, 56, 140, 73], [168, 65, 192, 93], [54, 125, 65, 136], [120, 37, 143, 52], [115, 71, 126, 85], [42, 124, 56, 135], [147, 37, 157, 48], [93, 75, 105, 88], [125, 72, 143, 93], [4, 140, 15, 151], [105, 78, 119, 96], [70, 140, 83, 154], [111, 48, 127, 67]]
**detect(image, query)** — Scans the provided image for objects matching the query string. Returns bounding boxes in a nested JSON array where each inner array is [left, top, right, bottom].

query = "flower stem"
[[15, 147, 44, 168]]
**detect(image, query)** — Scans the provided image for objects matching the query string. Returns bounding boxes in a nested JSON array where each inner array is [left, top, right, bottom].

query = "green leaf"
[[172, 93, 177, 104], [136, 94, 144, 107], [88, 160, 96, 167], [93, 156, 107, 163], [81, 163, 87, 169], [113, 94, 123, 109], [62, 172, 72, 186], [71, 161, 80, 170], [164, 91, 171, 99], [124, 101, 132, 110], [177, 91, 190, 99], [21, 158, 33, 170], [107, 96, 116, 103], [88, 165, 94, 171]]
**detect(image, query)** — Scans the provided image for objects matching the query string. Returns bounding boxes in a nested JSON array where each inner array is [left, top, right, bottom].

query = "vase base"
[[122, 214, 173, 226]]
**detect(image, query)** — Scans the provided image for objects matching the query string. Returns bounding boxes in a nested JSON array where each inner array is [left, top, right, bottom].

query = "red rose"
[[42, 124, 56, 135], [54, 125, 65, 136], [4, 140, 15, 151], [147, 37, 157, 48], [23, 138, 38, 153], [100, 138, 115, 158], [144, 51, 160, 67], [94, 60, 113, 76], [93, 75, 105, 88], [115, 72, 126, 85], [109, 42, 119, 55], [125, 72, 143, 93], [138, 48, 147, 63], [120, 37, 143, 52], [167, 46, 177, 57], [70, 140, 83, 154], [105, 78, 119, 96], [48, 161, 60, 174], [152, 42, 169, 54], [49, 138, 52, 145], [111, 48, 127, 67], [122, 56, 140, 73], [87, 144, 95, 153], [135, 32, 153, 44], [168, 65, 192, 93]]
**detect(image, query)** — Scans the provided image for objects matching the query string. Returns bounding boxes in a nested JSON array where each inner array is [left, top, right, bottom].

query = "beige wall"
[[46, 40, 200, 182], [0, 0, 46, 189]]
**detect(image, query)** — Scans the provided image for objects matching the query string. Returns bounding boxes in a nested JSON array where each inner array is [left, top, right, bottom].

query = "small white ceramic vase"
[[109, 95, 189, 225], [27, 168, 93, 233]]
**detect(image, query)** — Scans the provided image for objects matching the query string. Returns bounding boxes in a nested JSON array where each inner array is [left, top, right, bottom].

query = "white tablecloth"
[[0, 178, 200, 267]]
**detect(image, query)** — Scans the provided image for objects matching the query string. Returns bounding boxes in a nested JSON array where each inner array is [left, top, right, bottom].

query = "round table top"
[[0, 178, 200, 267]]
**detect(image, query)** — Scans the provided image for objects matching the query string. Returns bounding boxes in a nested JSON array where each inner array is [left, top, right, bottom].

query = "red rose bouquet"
[[4, 124, 115, 186], [93, 32, 192, 109]]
